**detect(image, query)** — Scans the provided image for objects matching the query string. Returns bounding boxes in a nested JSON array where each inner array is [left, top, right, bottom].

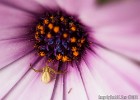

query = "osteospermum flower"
[[0, 0, 140, 100]]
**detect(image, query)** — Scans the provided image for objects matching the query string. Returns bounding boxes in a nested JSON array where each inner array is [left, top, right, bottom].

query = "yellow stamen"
[[44, 19, 49, 24], [53, 26, 59, 33], [60, 16, 64, 21], [73, 51, 79, 57], [39, 52, 46, 56], [63, 33, 68, 38], [56, 54, 62, 60], [71, 47, 77, 51], [70, 37, 76, 43], [71, 26, 76, 31], [50, 16, 54, 19], [40, 30, 45, 34], [35, 34, 39, 40], [46, 32, 52, 38], [81, 38, 85, 43], [62, 56, 70, 62], [48, 23, 53, 29], [37, 25, 44, 31]]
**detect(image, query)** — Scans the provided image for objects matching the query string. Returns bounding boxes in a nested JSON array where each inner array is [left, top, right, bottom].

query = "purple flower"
[[0, 0, 140, 100]]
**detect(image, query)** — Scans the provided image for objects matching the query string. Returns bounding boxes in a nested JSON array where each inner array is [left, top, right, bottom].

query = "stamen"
[[33, 9, 90, 63], [48, 23, 53, 29], [53, 26, 59, 33]]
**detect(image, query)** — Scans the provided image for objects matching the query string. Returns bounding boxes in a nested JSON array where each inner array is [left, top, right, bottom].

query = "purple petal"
[[85, 49, 140, 97], [0, 4, 33, 29], [0, 0, 46, 14], [56, 0, 95, 15], [80, 1, 140, 27], [35, 0, 58, 8], [64, 66, 88, 100]]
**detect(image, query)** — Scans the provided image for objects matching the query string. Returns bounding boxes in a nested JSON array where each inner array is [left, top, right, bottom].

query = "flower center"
[[34, 10, 90, 63]]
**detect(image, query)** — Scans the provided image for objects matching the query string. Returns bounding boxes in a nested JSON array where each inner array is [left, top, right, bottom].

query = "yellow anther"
[[37, 25, 44, 31], [35, 34, 39, 40], [73, 51, 79, 57], [48, 23, 53, 29], [44, 19, 49, 24], [46, 32, 52, 38], [71, 26, 76, 31], [40, 30, 45, 34], [39, 52, 46, 57], [50, 16, 54, 19], [80, 38, 85, 43], [60, 16, 64, 21], [71, 47, 77, 51], [62, 56, 70, 62], [56, 54, 62, 60], [70, 37, 76, 43], [63, 33, 68, 38], [53, 26, 59, 33]]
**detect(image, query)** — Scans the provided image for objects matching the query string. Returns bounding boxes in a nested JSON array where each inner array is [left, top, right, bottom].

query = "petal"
[[0, 4, 33, 29], [80, 1, 140, 27], [0, 52, 36, 99], [76, 60, 111, 99], [35, 0, 58, 8], [64, 65, 88, 100], [94, 23, 140, 61], [95, 47, 140, 94], [56, 0, 95, 15], [90, 1, 140, 61], [0, 0, 45, 14], [86, 48, 140, 95], [0, 39, 34, 70]]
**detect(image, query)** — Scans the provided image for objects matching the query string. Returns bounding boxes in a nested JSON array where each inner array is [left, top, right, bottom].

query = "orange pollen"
[[40, 30, 45, 34], [48, 23, 53, 29], [39, 52, 46, 56], [73, 51, 79, 57], [35, 34, 39, 40], [44, 19, 49, 24], [37, 25, 44, 31], [70, 37, 76, 43], [60, 16, 64, 21], [71, 26, 76, 31], [56, 54, 62, 60], [46, 33, 52, 38], [81, 38, 85, 43], [71, 47, 77, 51], [50, 16, 54, 19], [62, 56, 70, 62], [53, 26, 59, 33], [63, 33, 68, 38]]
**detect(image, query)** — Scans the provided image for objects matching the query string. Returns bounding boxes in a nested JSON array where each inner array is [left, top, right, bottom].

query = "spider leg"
[[30, 64, 42, 72], [49, 67, 66, 74]]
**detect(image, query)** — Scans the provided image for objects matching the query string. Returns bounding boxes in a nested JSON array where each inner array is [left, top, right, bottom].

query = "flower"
[[0, 0, 140, 100]]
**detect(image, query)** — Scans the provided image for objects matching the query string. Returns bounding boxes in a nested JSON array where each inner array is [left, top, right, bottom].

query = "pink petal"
[[56, 0, 95, 15], [87, 48, 140, 95], [0, 39, 33, 70], [0, 4, 33, 29], [35, 0, 58, 8], [0, 52, 36, 99], [81, 1, 140, 61], [94, 23, 140, 61], [77, 60, 111, 99], [80, 1, 140, 27], [64, 66, 88, 100], [0, 0, 46, 14]]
